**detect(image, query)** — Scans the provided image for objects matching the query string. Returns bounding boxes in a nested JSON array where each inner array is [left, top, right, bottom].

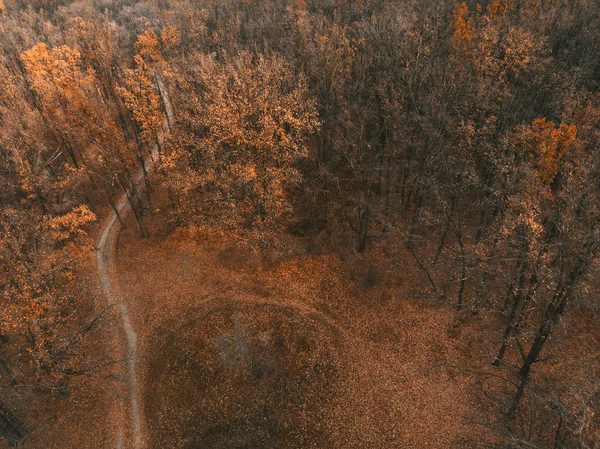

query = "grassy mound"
[[143, 299, 348, 448]]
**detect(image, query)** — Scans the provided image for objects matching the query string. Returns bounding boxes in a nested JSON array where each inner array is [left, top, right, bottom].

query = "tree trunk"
[[136, 152, 152, 204], [129, 193, 149, 238], [357, 203, 371, 253], [508, 246, 592, 418], [0, 400, 26, 445], [492, 258, 527, 366], [473, 230, 500, 314], [382, 151, 393, 232], [407, 193, 423, 250], [107, 190, 126, 229], [408, 244, 437, 292], [455, 216, 466, 309], [435, 194, 456, 263]]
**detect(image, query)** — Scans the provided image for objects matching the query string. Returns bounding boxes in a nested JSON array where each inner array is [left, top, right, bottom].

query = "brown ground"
[[112, 198, 600, 449], [114, 208, 491, 449]]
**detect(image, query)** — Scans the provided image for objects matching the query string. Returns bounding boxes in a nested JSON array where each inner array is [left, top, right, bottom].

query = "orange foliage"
[[517, 118, 580, 185], [21, 43, 94, 114], [0, 202, 96, 383], [167, 53, 319, 232], [452, 2, 474, 52], [294, 0, 307, 9], [186, 9, 208, 45], [485, 0, 514, 19], [67, 17, 119, 72], [161, 25, 181, 53], [44, 205, 96, 246], [118, 55, 164, 146], [136, 28, 162, 63]]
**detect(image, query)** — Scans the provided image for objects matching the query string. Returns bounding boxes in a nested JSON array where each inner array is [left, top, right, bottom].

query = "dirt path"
[[96, 78, 174, 449]]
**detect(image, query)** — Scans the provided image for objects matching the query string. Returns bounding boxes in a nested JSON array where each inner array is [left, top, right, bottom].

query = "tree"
[[118, 55, 166, 159], [21, 43, 95, 169], [165, 52, 319, 234]]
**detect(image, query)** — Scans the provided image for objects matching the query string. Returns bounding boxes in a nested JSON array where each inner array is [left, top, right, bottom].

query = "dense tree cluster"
[[0, 0, 599, 447]]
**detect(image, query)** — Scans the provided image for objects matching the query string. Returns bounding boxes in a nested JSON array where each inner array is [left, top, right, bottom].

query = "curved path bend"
[[97, 78, 174, 449]]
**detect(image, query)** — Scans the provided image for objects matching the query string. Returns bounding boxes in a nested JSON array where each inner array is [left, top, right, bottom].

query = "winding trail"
[[96, 78, 174, 449]]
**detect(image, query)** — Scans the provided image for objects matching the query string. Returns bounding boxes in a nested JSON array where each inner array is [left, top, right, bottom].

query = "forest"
[[0, 0, 599, 447]]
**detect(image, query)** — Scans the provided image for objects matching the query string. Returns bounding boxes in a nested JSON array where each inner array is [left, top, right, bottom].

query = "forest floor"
[[112, 193, 600, 448], [81, 177, 600, 449], [113, 198, 494, 448], [12, 194, 598, 449]]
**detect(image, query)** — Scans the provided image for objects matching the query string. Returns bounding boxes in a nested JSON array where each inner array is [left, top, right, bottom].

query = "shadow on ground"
[[143, 299, 348, 449]]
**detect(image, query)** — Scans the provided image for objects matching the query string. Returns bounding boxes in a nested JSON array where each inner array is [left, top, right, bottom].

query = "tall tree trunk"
[[382, 150, 393, 232], [358, 202, 371, 253], [435, 194, 456, 263], [128, 192, 149, 238], [0, 399, 26, 445], [407, 244, 437, 292], [136, 152, 152, 204], [492, 258, 528, 366], [118, 178, 148, 238], [107, 188, 126, 229], [473, 230, 500, 314], [455, 215, 467, 309], [407, 193, 423, 250], [508, 246, 592, 418]]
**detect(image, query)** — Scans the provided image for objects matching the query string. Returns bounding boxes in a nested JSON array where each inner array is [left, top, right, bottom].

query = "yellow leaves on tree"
[[309, 23, 355, 111], [504, 118, 580, 239], [118, 55, 164, 147], [68, 17, 119, 72], [293, 0, 307, 10], [0, 204, 95, 382], [180, 8, 208, 50], [44, 205, 96, 253], [452, 0, 514, 54], [450, 0, 543, 98], [136, 28, 162, 63], [21, 43, 94, 114], [485, 0, 514, 21], [452, 2, 474, 52], [21, 42, 116, 172], [517, 118, 579, 186], [171, 52, 319, 232], [161, 25, 181, 55], [0, 0, 5, 14]]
